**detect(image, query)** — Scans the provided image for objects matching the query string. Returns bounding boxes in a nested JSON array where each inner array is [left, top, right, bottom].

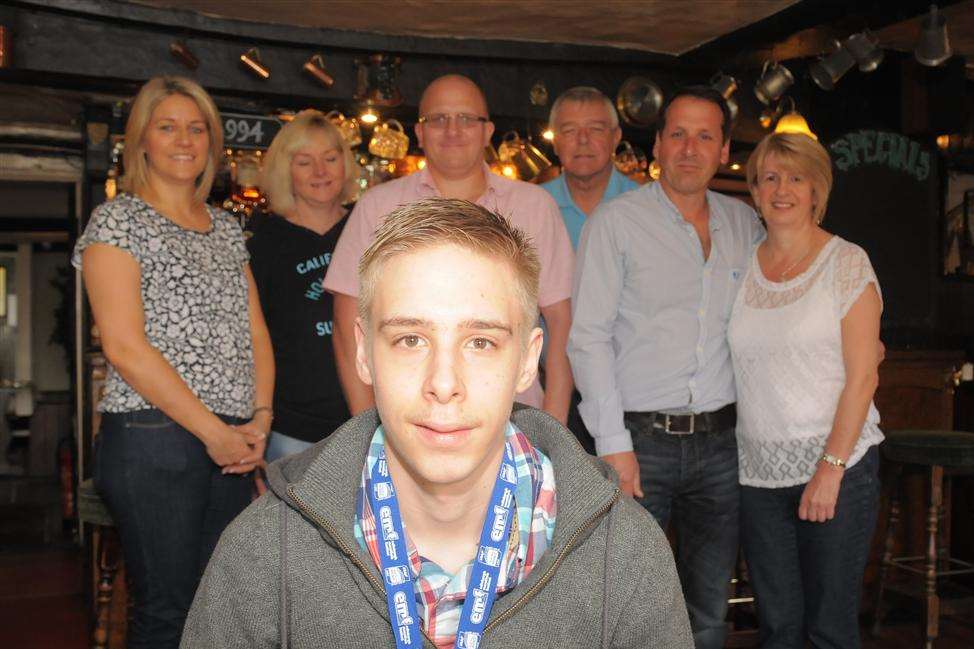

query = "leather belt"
[[624, 403, 736, 436]]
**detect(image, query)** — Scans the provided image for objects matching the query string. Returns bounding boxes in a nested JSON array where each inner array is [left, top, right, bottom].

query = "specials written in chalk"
[[829, 130, 931, 182]]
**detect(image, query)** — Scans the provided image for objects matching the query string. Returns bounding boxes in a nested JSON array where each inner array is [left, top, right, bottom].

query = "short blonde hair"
[[260, 110, 358, 214], [358, 198, 540, 336], [747, 133, 834, 224], [119, 76, 223, 204]]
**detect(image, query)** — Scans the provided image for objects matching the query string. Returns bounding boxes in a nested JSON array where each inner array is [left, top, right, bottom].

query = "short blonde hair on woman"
[[746, 132, 834, 224], [119, 76, 224, 204], [259, 110, 358, 215], [358, 198, 540, 338]]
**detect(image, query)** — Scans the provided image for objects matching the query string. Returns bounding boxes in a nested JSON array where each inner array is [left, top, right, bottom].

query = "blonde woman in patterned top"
[[728, 133, 883, 649], [73, 76, 274, 649]]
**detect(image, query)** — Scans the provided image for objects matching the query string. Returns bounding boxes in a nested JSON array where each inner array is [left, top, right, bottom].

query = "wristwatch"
[[819, 452, 846, 468]]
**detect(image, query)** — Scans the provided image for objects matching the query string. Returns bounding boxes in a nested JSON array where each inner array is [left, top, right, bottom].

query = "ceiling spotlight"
[[359, 107, 379, 125], [542, 128, 554, 141], [754, 61, 794, 106], [303, 54, 334, 88], [240, 47, 269, 79], [915, 4, 952, 67], [774, 98, 817, 140], [844, 30, 884, 72], [730, 163, 742, 171], [809, 40, 856, 91]]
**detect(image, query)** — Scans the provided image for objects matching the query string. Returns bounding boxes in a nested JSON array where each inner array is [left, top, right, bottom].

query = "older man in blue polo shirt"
[[542, 87, 639, 452], [542, 86, 640, 249]]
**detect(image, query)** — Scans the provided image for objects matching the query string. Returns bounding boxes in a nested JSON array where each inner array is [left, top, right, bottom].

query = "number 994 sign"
[[221, 113, 281, 150]]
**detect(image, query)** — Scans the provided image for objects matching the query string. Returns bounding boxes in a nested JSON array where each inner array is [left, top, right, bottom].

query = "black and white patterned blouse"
[[72, 194, 255, 418]]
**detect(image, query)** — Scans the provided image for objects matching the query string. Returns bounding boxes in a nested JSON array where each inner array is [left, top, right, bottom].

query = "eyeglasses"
[[418, 113, 489, 129]]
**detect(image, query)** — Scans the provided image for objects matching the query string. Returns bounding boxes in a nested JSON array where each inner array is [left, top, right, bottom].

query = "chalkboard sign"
[[826, 130, 938, 331], [221, 113, 281, 149]]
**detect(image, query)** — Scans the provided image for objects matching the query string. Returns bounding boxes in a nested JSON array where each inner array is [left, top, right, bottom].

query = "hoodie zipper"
[[287, 484, 620, 645], [286, 485, 439, 647], [483, 488, 620, 634]]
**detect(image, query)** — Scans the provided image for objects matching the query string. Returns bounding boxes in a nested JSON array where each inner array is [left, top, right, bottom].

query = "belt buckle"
[[664, 413, 694, 435]]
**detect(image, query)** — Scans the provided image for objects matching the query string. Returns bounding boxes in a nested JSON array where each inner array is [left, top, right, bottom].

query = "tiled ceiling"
[[131, 0, 801, 56]]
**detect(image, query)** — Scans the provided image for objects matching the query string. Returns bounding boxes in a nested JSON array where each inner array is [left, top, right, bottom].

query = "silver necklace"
[[778, 245, 814, 281]]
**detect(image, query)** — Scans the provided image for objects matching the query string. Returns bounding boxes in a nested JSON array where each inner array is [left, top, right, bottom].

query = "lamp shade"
[[775, 111, 818, 140]]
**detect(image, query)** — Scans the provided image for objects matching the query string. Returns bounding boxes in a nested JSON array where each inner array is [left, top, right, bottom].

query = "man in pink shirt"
[[325, 74, 574, 423]]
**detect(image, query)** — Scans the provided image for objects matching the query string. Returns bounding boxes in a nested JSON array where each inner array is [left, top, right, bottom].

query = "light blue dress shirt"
[[542, 168, 640, 249], [568, 181, 765, 456]]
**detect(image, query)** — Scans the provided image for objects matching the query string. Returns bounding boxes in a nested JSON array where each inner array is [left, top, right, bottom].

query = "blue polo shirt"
[[542, 168, 640, 248]]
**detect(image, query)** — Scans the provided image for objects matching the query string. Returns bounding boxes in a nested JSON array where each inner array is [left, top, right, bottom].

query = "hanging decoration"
[[530, 80, 549, 107], [615, 76, 664, 128], [326, 111, 363, 148], [169, 41, 199, 70], [240, 48, 270, 79], [303, 54, 334, 88], [355, 54, 403, 107], [368, 119, 410, 160]]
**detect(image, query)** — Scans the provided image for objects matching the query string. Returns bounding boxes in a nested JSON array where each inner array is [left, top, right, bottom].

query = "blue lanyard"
[[367, 442, 518, 649]]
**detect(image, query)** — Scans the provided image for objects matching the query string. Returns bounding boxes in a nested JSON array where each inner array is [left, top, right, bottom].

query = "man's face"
[[355, 244, 542, 493], [415, 78, 495, 180], [552, 100, 621, 182], [653, 96, 730, 197]]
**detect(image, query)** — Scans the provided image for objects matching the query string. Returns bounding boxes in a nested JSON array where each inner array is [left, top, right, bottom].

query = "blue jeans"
[[741, 445, 880, 649], [627, 415, 741, 649], [265, 430, 314, 462], [93, 409, 253, 649]]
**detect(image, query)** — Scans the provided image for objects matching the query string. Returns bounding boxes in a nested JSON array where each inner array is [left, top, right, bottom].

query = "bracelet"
[[252, 406, 273, 419], [819, 452, 846, 468]]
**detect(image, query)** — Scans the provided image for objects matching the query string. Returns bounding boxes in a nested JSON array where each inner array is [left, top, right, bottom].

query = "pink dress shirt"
[[323, 164, 574, 408]]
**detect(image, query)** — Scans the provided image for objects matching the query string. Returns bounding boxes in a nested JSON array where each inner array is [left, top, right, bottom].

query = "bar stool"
[[873, 429, 974, 648], [78, 478, 123, 649]]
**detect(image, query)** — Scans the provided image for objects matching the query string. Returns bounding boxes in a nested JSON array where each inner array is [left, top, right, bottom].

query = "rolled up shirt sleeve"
[[568, 209, 631, 456]]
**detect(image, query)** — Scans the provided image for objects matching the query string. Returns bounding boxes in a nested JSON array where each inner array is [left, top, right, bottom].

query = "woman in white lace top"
[[728, 133, 883, 648]]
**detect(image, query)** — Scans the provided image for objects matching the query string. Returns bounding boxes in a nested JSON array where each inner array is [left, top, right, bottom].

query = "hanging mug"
[[326, 110, 362, 148], [512, 138, 552, 182], [614, 140, 639, 175], [497, 131, 522, 162], [368, 119, 410, 160]]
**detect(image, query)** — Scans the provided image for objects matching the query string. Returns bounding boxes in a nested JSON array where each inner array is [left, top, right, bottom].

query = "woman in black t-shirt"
[[249, 110, 357, 460]]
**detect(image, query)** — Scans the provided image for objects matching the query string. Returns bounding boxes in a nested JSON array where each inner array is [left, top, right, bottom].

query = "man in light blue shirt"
[[569, 87, 764, 649], [542, 87, 640, 249], [543, 87, 640, 452]]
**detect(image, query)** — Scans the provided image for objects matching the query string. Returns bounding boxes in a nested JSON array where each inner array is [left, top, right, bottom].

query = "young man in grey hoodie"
[[181, 198, 692, 649]]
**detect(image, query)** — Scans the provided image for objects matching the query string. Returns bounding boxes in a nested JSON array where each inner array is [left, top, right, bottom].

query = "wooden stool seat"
[[883, 429, 974, 468], [77, 478, 122, 649], [874, 430, 974, 649]]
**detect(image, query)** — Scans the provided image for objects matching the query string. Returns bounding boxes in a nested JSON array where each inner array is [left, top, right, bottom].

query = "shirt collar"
[[551, 167, 629, 211], [650, 179, 725, 232], [415, 163, 502, 202]]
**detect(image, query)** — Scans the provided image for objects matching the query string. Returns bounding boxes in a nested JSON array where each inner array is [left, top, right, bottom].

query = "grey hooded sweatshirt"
[[181, 407, 693, 649]]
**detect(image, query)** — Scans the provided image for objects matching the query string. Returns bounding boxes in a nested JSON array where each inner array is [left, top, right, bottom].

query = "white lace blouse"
[[728, 236, 884, 488]]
